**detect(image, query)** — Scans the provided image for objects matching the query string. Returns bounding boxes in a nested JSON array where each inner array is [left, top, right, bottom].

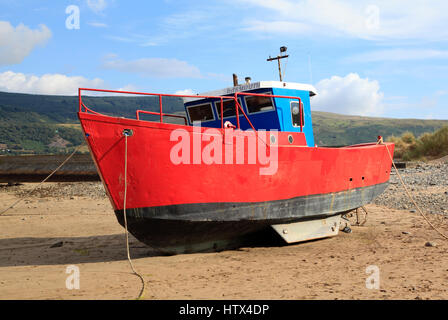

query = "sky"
[[0, 0, 447, 119]]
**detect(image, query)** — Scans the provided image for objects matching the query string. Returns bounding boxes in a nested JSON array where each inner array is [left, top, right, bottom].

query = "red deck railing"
[[78, 88, 302, 131]]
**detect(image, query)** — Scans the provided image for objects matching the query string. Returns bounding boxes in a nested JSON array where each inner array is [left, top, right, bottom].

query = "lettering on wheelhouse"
[[225, 82, 261, 94]]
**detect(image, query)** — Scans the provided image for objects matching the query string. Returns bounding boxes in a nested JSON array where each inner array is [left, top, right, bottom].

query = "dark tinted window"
[[291, 101, 304, 127], [245, 94, 274, 114], [187, 103, 214, 122], [214, 99, 243, 119]]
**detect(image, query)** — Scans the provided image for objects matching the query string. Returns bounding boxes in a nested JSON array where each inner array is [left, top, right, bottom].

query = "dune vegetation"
[[387, 126, 448, 161]]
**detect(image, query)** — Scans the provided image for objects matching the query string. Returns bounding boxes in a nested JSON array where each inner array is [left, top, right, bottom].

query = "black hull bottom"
[[115, 182, 388, 254]]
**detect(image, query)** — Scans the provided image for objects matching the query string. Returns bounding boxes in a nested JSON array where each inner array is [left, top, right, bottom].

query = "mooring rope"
[[0, 145, 83, 216], [381, 142, 448, 241], [123, 133, 146, 300]]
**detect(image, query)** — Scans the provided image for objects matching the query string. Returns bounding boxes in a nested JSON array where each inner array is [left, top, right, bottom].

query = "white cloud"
[[107, 10, 217, 47], [236, 0, 448, 41], [105, 35, 135, 43], [382, 91, 448, 119], [0, 71, 105, 95], [0, 21, 51, 66], [106, 34, 162, 47], [116, 84, 139, 92], [347, 49, 448, 63], [163, 11, 210, 30], [102, 57, 202, 78], [88, 22, 108, 28], [312, 73, 384, 116], [175, 89, 195, 96], [242, 20, 311, 34], [87, 0, 108, 13]]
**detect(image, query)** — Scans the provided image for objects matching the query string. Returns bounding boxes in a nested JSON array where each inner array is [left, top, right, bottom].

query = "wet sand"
[[0, 183, 447, 300]]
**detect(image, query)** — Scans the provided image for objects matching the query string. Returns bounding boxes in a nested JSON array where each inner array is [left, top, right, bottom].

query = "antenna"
[[267, 46, 289, 82]]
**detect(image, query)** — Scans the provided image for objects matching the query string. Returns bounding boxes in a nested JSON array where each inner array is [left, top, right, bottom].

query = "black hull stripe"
[[113, 183, 388, 252], [115, 182, 388, 222]]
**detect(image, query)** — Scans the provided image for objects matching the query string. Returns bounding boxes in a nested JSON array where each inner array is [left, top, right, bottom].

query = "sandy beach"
[[0, 181, 447, 300]]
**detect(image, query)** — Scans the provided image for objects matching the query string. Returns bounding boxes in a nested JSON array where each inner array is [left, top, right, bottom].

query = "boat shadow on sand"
[[0, 229, 293, 267]]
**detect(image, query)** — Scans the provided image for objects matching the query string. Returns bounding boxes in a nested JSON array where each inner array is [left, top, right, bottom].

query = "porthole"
[[288, 135, 294, 144], [270, 135, 276, 144]]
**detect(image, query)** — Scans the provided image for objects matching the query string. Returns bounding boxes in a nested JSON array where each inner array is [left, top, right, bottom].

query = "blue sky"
[[0, 0, 447, 119]]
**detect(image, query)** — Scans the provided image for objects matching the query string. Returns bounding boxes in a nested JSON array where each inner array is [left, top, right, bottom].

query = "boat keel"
[[271, 214, 341, 243]]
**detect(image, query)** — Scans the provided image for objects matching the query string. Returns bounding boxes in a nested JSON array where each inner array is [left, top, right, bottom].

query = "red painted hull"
[[78, 112, 394, 252], [79, 112, 393, 208]]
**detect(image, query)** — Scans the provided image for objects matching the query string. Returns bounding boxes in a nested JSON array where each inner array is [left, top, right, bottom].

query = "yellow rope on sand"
[[0, 145, 83, 216], [123, 133, 147, 300], [381, 141, 448, 241], [1, 138, 147, 298]]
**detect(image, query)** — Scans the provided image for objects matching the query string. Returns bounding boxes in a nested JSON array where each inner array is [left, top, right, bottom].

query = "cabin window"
[[187, 103, 215, 122], [291, 101, 304, 127], [244, 93, 274, 114], [214, 98, 243, 119]]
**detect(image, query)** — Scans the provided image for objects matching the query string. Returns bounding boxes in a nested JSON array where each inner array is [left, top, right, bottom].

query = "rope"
[[123, 133, 146, 300], [0, 145, 83, 216], [1, 138, 148, 298], [381, 142, 448, 241]]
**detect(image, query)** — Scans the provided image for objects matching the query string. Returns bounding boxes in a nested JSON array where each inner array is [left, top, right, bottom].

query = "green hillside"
[[312, 111, 448, 146], [0, 91, 447, 154], [0, 91, 184, 154], [0, 91, 184, 123]]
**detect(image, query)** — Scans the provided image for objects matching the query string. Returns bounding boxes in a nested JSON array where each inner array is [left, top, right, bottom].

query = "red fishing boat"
[[78, 72, 394, 254]]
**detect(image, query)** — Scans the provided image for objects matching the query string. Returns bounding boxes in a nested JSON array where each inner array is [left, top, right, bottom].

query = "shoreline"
[[0, 180, 447, 300]]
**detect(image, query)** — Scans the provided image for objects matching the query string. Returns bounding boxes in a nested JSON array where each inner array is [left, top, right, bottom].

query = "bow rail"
[[78, 88, 302, 131]]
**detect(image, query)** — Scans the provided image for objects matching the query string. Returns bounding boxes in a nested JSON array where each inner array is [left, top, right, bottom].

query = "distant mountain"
[[0, 91, 184, 123], [0, 91, 183, 154], [312, 111, 448, 146], [0, 91, 447, 154]]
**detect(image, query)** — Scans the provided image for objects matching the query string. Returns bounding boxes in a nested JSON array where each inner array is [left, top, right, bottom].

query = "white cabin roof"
[[183, 81, 317, 103]]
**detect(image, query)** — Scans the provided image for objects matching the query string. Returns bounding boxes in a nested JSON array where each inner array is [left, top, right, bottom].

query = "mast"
[[267, 46, 289, 82], [232, 73, 239, 86]]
